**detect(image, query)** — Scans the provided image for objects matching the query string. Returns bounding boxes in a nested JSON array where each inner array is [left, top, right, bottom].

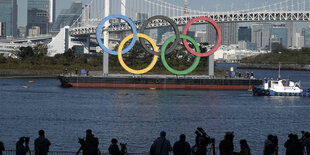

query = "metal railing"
[[2, 150, 148, 155]]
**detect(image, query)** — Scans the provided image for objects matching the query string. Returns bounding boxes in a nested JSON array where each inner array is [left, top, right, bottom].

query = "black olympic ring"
[[139, 15, 180, 56]]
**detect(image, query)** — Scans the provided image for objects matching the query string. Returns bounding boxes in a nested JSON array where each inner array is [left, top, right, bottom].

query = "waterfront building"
[[0, 22, 6, 38], [238, 26, 251, 42], [157, 27, 173, 44], [27, 0, 56, 35], [28, 26, 41, 37], [270, 24, 288, 48], [295, 33, 304, 49], [0, 0, 17, 37], [207, 22, 237, 45], [136, 13, 148, 22], [51, 1, 82, 33], [285, 22, 296, 48], [301, 26, 310, 48], [195, 31, 207, 43], [270, 35, 282, 50], [17, 26, 26, 38], [251, 23, 271, 50]]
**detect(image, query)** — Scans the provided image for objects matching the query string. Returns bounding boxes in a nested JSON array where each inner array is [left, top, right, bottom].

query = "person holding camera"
[[173, 134, 191, 155], [150, 131, 172, 155], [76, 129, 99, 155], [34, 130, 51, 155], [219, 132, 234, 155], [263, 135, 278, 155], [0, 140, 4, 155], [108, 138, 121, 155], [16, 137, 31, 155], [302, 132, 310, 155]]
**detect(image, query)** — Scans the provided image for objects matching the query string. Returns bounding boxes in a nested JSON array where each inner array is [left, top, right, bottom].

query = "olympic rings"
[[139, 15, 180, 55], [161, 34, 201, 75], [96, 14, 222, 75], [183, 16, 222, 57], [118, 33, 159, 74], [96, 14, 137, 55]]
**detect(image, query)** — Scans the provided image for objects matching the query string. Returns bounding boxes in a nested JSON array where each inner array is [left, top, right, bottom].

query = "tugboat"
[[253, 63, 309, 96], [252, 79, 309, 96]]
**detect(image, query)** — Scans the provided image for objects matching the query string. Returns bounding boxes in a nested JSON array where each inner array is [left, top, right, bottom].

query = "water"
[[0, 66, 310, 154]]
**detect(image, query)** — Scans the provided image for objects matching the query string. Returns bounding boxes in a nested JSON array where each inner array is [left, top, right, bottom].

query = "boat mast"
[[278, 62, 281, 80]]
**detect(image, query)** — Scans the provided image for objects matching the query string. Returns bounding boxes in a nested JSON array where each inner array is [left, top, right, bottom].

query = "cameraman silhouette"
[[76, 129, 99, 155], [219, 132, 234, 155], [16, 137, 31, 155], [34, 130, 51, 155], [0, 140, 4, 155]]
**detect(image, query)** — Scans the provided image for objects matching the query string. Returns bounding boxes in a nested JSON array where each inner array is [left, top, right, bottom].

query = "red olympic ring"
[[182, 16, 222, 57]]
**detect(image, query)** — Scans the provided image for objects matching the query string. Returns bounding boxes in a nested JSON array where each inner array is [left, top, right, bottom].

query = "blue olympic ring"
[[96, 14, 137, 55]]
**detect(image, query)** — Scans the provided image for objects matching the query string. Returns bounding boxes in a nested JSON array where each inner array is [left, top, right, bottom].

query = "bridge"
[[69, 0, 310, 36]]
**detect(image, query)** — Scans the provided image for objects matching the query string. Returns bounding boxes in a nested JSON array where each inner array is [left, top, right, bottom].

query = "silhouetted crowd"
[[0, 128, 310, 155]]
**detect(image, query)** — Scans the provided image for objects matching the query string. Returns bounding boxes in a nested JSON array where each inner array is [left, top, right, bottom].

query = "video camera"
[[78, 138, 85, 145], [194, 127, 215, 146]]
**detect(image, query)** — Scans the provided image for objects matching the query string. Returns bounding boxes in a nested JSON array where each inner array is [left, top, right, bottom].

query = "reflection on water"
[[0, 68, 310, 154]]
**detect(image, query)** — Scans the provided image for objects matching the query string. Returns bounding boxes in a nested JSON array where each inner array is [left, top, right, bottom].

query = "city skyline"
[[16, 0, 291, 27]]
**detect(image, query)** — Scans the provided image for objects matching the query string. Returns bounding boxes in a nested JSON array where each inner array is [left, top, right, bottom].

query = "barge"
[[57, 74, 262, 90]]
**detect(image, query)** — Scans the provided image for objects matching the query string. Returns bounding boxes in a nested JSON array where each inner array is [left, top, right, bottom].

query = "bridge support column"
[[103, 0, 110, 76], [208, 54, 214, 78], [84, 35, 90, 54]]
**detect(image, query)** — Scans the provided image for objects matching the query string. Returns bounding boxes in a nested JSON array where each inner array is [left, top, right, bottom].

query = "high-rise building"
[[0, 22, 6, 38], [270, 24, 288, 48], [136, 13, 148, 22], [0, 0, 17, 37], [28, 26, 41, 37], [285, 22, 296, 48], [17, 26, 26, 38], [295, 33, 304, 49], [195, 31, 207, 43], [206, 22, 237, 45], [252, 23, 271, 50], [51, 1, 82, 32], [238, 26, 251, 42], [301, 26, 310, 48], [27, 0, 56, 35]]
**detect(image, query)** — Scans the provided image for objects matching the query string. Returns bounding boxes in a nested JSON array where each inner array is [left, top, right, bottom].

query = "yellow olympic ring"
[[118, 33, 159, 74]]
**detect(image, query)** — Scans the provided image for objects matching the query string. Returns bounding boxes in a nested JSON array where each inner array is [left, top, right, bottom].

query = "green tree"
[[18, 46, 34, 60]]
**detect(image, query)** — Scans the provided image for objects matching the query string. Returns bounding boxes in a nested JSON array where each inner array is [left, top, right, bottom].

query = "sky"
[[17, 0, 310, 30]]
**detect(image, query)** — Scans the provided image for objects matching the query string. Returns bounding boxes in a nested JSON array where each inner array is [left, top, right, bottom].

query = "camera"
[[194, 127, 214, 146], [78, 138, 85, 145]]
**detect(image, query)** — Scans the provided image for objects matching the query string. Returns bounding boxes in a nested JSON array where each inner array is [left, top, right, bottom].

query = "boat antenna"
[[278, 62, 281, 80]]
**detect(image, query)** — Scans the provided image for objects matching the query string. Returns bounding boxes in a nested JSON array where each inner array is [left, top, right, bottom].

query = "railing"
[[2, 150, 148, 155]]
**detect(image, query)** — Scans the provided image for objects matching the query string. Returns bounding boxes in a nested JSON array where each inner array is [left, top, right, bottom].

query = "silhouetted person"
[[191, 137, 206, 155], [263, 135, 277, 155], [150, 131, 172, 155], [173, 134, 191, 155], [219, 132, 234, 155], [16, 137, 30, 155], [0, 140, 4, 155], [75, 68, 78, 75], [234, 139, 251, 155], [303, 132, 310, 155], [108, 138, 121, 155], [34, 130, 51, 155], [284, 133, 303, 155], [76, 129, 99, 155]]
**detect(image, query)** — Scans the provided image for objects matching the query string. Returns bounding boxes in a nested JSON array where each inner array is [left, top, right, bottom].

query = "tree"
[[33, 44, 48, 57], [18, 46, 34, 60]]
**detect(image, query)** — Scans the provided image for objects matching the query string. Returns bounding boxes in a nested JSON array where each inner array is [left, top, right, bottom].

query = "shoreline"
[[238, 63, 310, 71]]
